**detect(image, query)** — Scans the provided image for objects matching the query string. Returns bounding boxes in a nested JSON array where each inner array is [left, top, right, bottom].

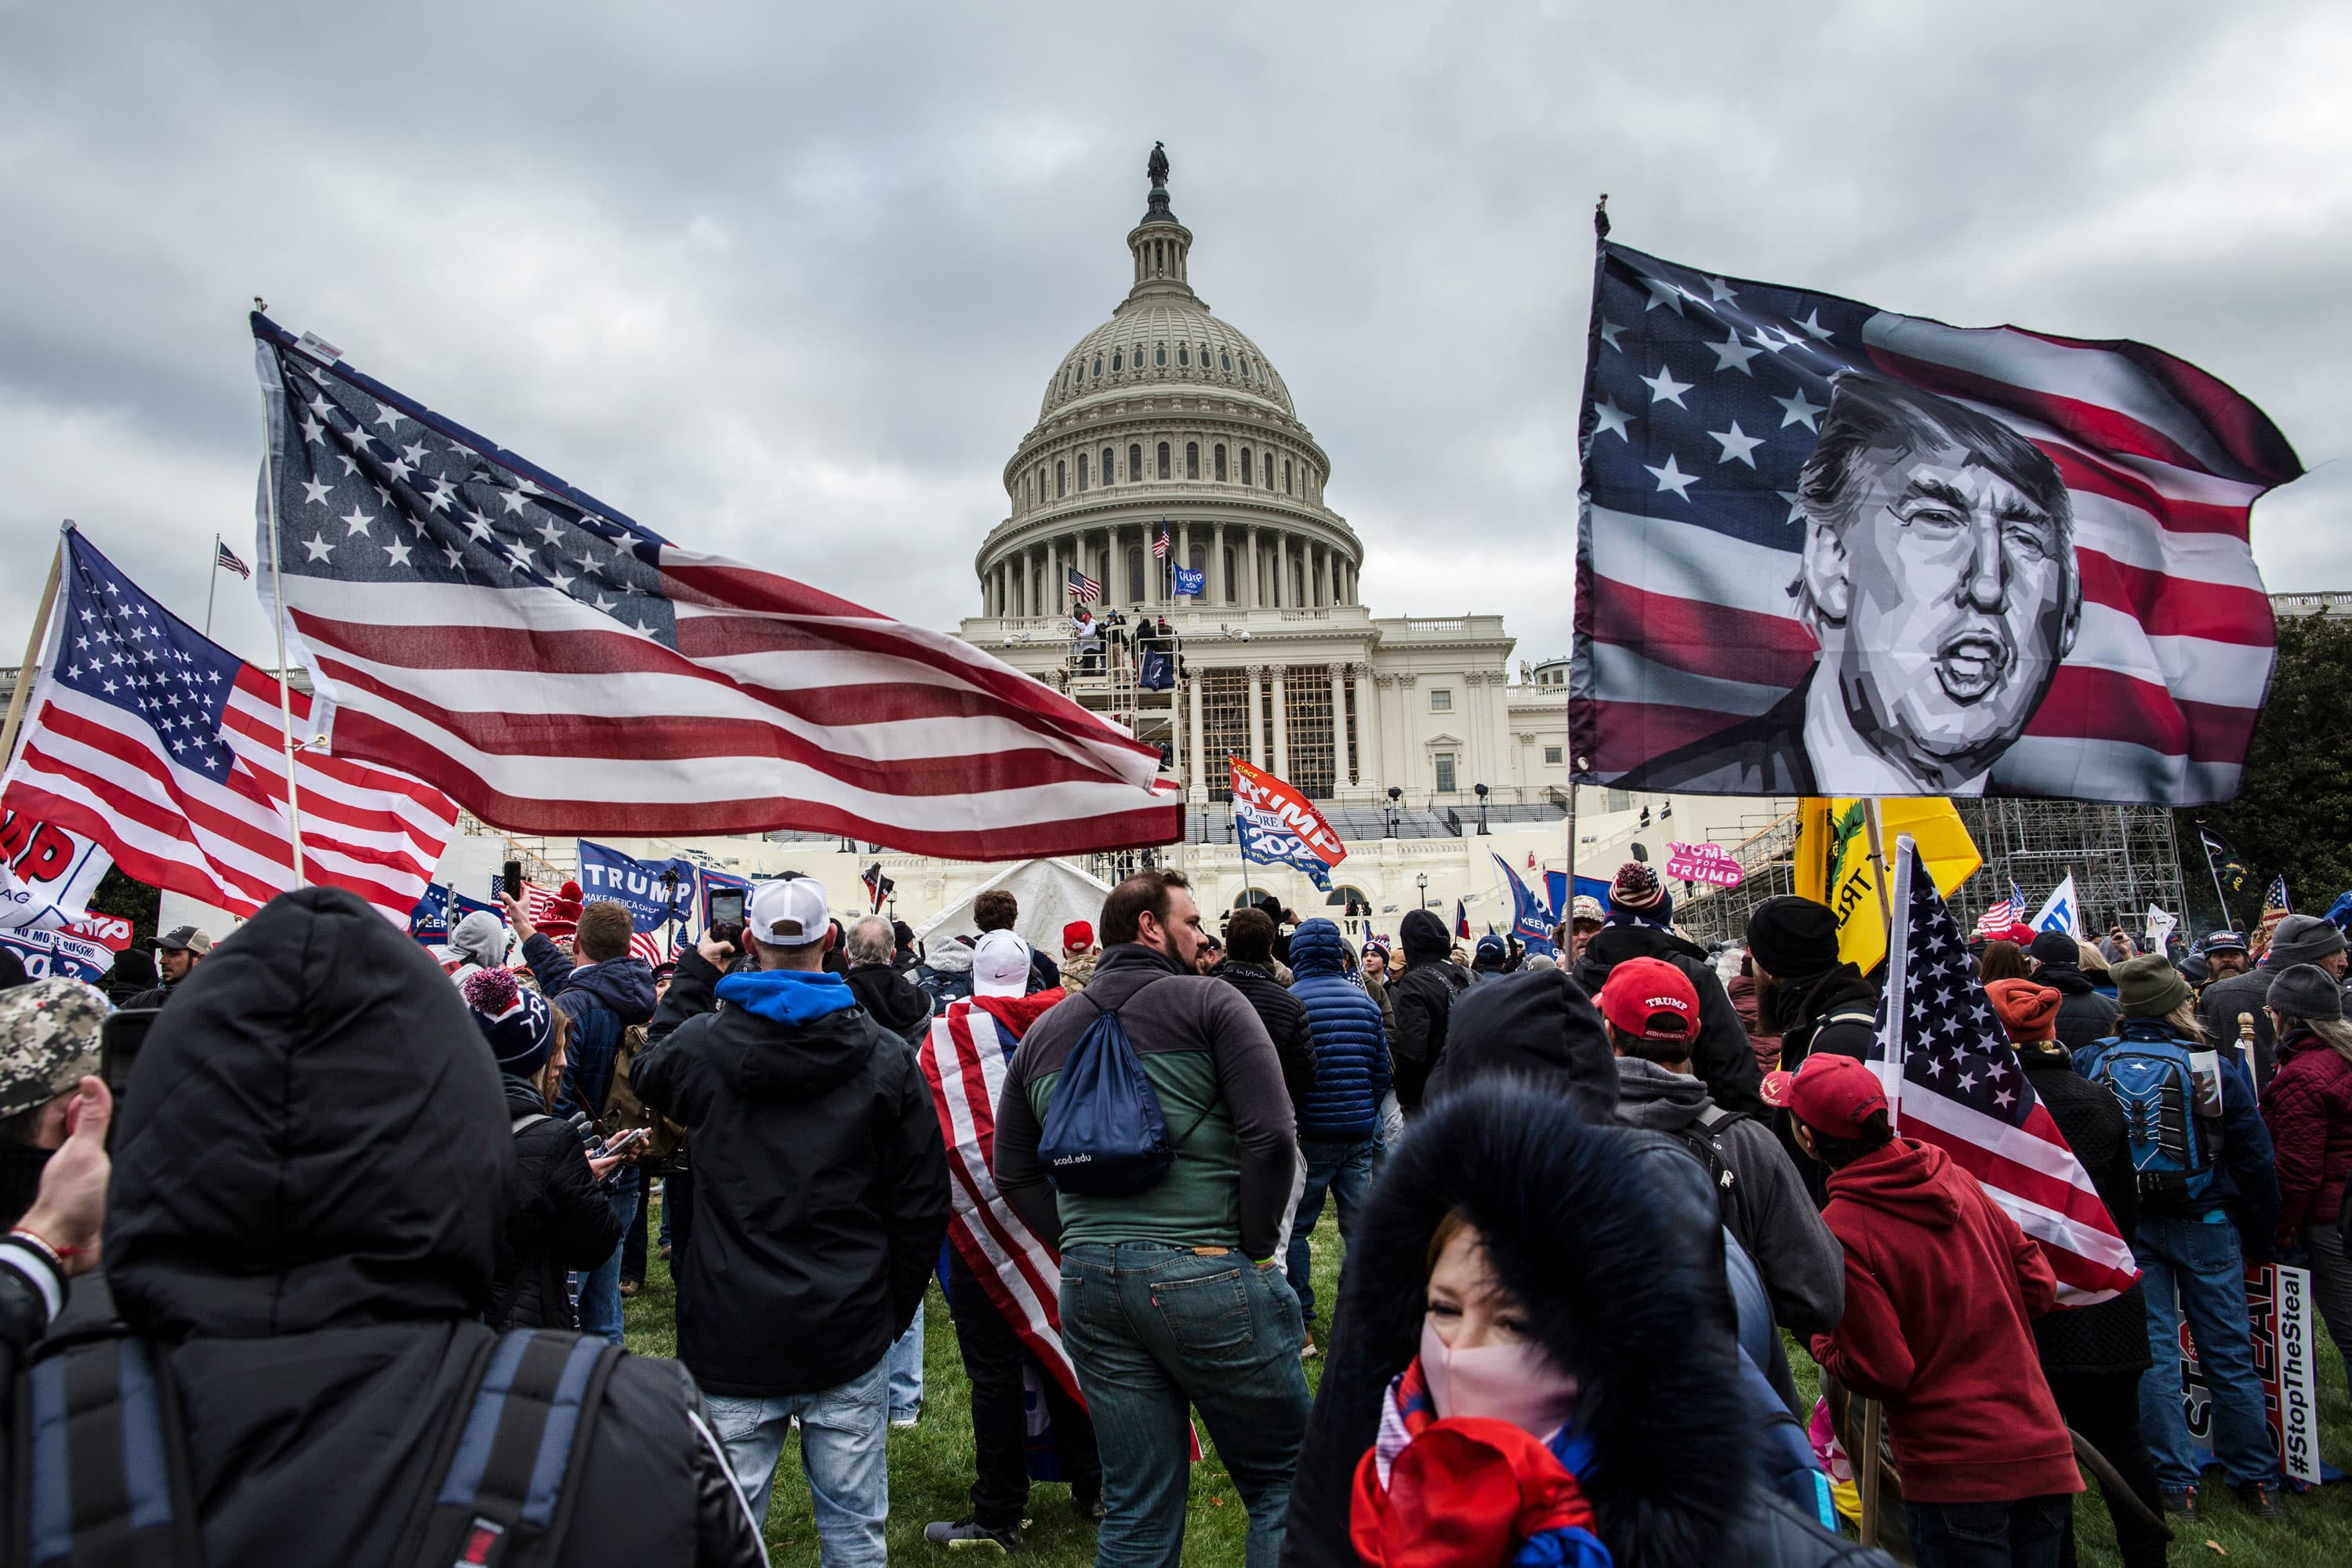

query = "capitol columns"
[[1211, 521, 1227, 605], [1273, 532, 1288, 610], [1271, 666, 1290, 778], [1244, 526, 1261, 609], [1246, 664, 1266, 768], [1328, 662, 1351, 787], [1352, 662, 1377, 797], [1188, 670, 1207, 803]]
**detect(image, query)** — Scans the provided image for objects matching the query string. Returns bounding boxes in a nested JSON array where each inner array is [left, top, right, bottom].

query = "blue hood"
[[717, 967, 861, 1027], [1289, 918, 1348, 978], [561, 954, 659, 1025]]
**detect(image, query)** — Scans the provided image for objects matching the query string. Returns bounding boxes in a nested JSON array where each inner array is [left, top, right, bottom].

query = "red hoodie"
[[1808, 1138, 2083, 1505]]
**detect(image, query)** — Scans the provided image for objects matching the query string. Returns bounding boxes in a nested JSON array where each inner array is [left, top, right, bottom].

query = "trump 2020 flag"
[[1874, 837, 2140, 1304], [1229, 758, 1346, 891], [249, 317, 1178, 858], [1573, 241, 2301, 805]]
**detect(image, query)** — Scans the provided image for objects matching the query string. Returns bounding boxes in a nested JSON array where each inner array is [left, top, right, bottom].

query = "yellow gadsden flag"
[[1804, 798, 1982, 975]]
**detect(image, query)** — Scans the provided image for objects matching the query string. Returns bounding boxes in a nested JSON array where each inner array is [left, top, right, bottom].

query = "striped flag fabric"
[[1152, 528, 1171, 559], [1873, 837, 2141, 1303], [917, 997, 1085, 1404], [1575, 241, 2301, 805], [1, 527, 456, 924], [1970, 880, 2026, 939], [213, 538, 252, 580], [1066, 565, 1102, 604], [249, 317, 1178, 859]]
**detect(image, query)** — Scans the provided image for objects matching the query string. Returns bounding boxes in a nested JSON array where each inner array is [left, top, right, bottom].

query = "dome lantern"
[[1127, 141, 1194, 303]]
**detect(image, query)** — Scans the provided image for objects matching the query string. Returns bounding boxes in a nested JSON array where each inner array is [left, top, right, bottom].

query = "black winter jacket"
[[494, 1076, 625, 1330], [2199, 967, 2280, 1086], [2016, 1044, 2152, 1375], [636, 946, 951, 1398], [1573, 922, 1766, 1114], [71, 887, 764, 1568], [1212, 959, 1318, 1113], [845, 961, 935, 1044], [1760, 964, 1882, 1205], [1388, 958, 1467, 1111], [1280, 1082, 1892, 1568], [2035, 960, 2122, 1058]]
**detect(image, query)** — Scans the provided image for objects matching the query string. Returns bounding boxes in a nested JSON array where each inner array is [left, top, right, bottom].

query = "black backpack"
[[13, 1326, 621, 1568], [1664, 1105, 1757, 1242]]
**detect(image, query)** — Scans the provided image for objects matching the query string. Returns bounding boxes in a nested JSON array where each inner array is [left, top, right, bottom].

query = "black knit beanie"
[[1744, 895, 1840, 979]]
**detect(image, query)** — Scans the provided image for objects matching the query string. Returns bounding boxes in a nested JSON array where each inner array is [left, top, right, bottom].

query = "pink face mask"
[[1419, 1318, 1579, 1439]]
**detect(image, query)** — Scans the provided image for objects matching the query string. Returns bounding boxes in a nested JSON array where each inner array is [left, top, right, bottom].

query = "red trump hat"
[[1596, 956, 1699, 1044], [1761, 1051, 1889, 1139]]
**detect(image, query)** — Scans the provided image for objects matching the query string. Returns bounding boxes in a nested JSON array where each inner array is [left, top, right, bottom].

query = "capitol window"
[[1129, 443, 1142, 481], [1544, 746, 1564, 765], [1263, 452, 1274, 487], [1056, 460, 1066, 498], [1220, 350, 1232, 372], [1435, 753, 1457, 794], [1430, 688, 1452, 713], [1185, 442, 1200, 479], [1178, 345, 1189, 367], [1077, 453, 1089, 491], [1102, 447, 1115, 485], [1156, 441, 1171, 479], [1214, 444, 1227, 481], [1092, 355, 1103, 377], [1112, 350, 1123, 372], [1239, 445, 1253, 486], [1283, 459, 1294, 493], [1156, 344, 1167, 367]]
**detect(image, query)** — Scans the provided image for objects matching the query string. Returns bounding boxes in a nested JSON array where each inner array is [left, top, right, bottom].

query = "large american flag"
[[1971, 880, 2027, 939], [1576, 241, 2300, 804], [918, 998, 1084, 1403], [1873, 838, 2140, 1303], [2, 528, 456, 923], [249, 318, 1178, 858]]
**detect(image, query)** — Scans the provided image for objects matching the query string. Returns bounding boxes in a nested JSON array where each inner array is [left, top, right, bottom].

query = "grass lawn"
[[626, 1196, 2352, 1565]]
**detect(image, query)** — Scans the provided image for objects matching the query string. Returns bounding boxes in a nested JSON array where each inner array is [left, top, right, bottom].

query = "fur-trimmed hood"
[[1282, 1079, 1752, 1568]]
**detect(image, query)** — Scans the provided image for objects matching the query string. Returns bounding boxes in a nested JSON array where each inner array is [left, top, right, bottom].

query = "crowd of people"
[[0, 854, 2343, 1568]]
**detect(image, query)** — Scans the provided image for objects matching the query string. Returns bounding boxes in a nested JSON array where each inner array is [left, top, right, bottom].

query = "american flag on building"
[[1065, 565, 1102, 604], [1873, 838, 2141, 1303], [1, 528, 456, 923], [249, 317, 1178, 859], [1152, 527, 1171, 559], [1574, 240, 2300, 804]]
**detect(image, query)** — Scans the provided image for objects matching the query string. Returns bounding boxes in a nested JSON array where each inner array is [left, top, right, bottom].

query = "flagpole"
[[2198, 826, 2235, 932], [204, 534, 222, 639], [1860, 797, 1896, 942], [0, 526, 67, 772], [255, 350, 307, 885]]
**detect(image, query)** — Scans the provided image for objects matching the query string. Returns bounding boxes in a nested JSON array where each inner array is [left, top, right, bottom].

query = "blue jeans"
[[887, 1298, 924, 1421], [1285, 1135, 1376, 1323], [704, 1353, 889, 1565], [1904, 1494, 2071, 1568], [2134, 1211, 2278, 1490], [1059, 1243, 1310, 1568], [570, 1171, 638, 1347]]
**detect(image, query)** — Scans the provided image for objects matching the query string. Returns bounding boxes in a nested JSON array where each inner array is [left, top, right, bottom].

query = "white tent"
[[913, 858, 1113, 959]]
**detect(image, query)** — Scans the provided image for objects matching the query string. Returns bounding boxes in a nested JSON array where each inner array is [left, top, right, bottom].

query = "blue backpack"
[[2085, 1031, 2220, 1205], [1037, 984, 1210, 1196]]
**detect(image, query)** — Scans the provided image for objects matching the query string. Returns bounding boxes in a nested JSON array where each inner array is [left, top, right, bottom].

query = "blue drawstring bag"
[[1039, 992, 1181, 1195]]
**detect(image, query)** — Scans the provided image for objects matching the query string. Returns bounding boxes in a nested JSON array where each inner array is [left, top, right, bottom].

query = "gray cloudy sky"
[[3, 1, 2345, 675]]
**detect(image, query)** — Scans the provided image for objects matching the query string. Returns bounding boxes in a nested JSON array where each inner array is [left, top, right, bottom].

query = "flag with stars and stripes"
[[1152, 528, 1171, 559], [0, 527, 457, 924], [213, 538, 251, 580], [1573, 240, 2300, 806], [1872, 836, 2140, 1304], [249, 317, 1178, 858], [1970, 881, 2027, 939], [1066, 566, 1101, 604]]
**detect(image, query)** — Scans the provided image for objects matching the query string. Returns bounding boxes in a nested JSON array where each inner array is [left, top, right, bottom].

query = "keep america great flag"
[[250, 318, 1179, 857], [1573, 241, 2302, 804]]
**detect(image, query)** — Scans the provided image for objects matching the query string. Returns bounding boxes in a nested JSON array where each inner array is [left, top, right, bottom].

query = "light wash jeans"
[[887, 1298, 924, 1421], [704, 1352, 889, 1566]]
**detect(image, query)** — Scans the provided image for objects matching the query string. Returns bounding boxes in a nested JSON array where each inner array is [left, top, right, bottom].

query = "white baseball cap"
[[972, 930, 1033, 998], [748, 877, 829, 947]]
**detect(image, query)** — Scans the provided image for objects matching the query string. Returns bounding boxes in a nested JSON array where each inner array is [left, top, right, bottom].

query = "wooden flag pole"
[[1852, 797, 1900, 1549], [0, 525, 67, 773]]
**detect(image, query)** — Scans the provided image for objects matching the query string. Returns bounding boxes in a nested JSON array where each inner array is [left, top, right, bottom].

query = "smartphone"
[[708, 887, 746, 927], [503, 860, 523, 899], [594, 1126, 652, 1161], [100, 1008, 161, 1101]]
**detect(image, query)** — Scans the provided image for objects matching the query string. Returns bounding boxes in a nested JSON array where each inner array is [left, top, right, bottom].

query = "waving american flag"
[[1874, 837, 2140, 1303], [249, 318, 1178, 858]]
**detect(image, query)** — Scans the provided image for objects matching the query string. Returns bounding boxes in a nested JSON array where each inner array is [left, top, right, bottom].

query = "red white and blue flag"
[[213, 538, 252, 580], [1971, 881, 2027, 939], [1, 528, 457, 924], [1874, 837, 2141, 1304], [1152, 528, 1171, 559], [1574, 241, 2301, 805], [249, 317, 1178, 858], [1229, 757, 1347, 891]]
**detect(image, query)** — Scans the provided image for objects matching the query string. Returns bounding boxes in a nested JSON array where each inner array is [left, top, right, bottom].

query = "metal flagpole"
[[255, 343, 307, 884], [2197, 826, 2235, 932], [0, 525, 67, 771], [204, 534, 222, 639]]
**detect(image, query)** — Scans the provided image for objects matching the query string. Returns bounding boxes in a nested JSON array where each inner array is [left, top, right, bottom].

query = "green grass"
[[628, 1196, 2352, 1565]]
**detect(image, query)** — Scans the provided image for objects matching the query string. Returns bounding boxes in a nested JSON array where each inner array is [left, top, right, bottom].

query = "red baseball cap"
[[1760, 1052, 1889, 1138], [1596, 956, 1699, 1045], [1062, 920, 1094, 950]]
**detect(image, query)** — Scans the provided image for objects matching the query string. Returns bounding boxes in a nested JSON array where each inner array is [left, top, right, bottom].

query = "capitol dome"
[[976, 147, 1358, 622]]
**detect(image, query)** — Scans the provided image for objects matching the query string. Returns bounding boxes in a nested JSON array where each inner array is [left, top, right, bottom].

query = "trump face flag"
[[1873, 837, 2140, 1303], [1229, 758, 1346, 891], [250, 318, 1178, 858], [1574, 241, 2300, 805]]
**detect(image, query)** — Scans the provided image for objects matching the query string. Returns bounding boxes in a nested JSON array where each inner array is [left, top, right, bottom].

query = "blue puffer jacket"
[[1287, 919, 1392, 1140]]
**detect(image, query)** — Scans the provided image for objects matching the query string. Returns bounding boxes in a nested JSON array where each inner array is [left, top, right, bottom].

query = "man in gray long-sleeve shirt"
[[993, 868, 1306, 1568]]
